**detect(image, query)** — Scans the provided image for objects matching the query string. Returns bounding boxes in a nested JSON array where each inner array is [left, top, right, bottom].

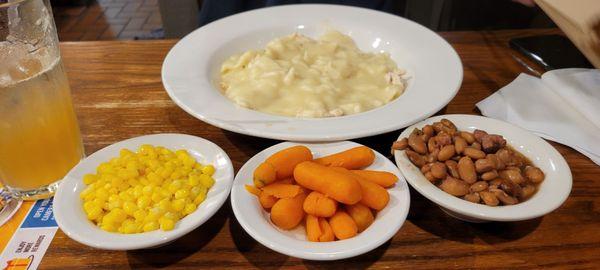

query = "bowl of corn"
[[54, 133, 234, 250]]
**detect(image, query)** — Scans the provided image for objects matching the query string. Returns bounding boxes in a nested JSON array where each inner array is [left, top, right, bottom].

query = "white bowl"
[[230, 141, 411, 260], [54, 134, 234, 250], [162, 4, 462, 141], [394, 114, 572, 222]]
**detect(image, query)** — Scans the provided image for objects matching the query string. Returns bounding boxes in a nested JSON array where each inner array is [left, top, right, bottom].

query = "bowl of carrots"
[[230, 141, 410, 261]]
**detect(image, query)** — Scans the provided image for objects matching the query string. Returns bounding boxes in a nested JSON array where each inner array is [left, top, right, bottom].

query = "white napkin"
[[476, 68, 600, 165]]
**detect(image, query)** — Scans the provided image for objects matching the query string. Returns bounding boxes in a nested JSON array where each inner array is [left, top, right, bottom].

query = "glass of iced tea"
[[0, 0, 84, 200]]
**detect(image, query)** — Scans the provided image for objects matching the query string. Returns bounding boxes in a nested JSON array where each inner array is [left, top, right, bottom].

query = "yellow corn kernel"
[[194, 193, 206, 205], [183, 203, 197, 215], [201, 165, 215, 176], [158, 199, 172, 212], [190, 185, 207, 198], [86, 207, 103, 220], [174, 189, 189, 200], [143, 221, 159, 232], [120, 148, 135, 157], [123, 201, 138, 215], [159, 218, 175, 231], [137, 195, 151, 209], [170, 171, 183, 180], [142, 185, 153, 195], [151, 192, 164, 203], [147, 172, 162, 185], [187, 175, 200, 186], [168, 180, 183, 193], [110, 208, 127, 223], [83, 174, 97, 185], [199, 174, 215, 188], [133, 209, 146, 221], [171, 199, 186, 212], [100, 223, 117, 232]]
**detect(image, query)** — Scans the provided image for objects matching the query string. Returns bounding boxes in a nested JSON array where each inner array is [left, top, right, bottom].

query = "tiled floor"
[[53, 0, 163, 41]]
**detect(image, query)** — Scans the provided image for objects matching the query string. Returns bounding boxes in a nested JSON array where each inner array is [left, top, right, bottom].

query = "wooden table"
[[43, 29, 600, 269]]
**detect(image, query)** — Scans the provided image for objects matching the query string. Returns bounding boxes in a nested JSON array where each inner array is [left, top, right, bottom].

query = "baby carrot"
[[274, 178, 294, 185], [306, 215, 321, 242], [293, 161, 362, 205], [303, 191, 338, 217], [259, 192, 278, 209], [346, 203, 375, 232], [350, 170, 398, 188], [253, 162, 277, 187], [333, 167, 390, 210], [314, 146, 375, 170], [270, 192, 307, 230], [245, 184, 261, 197], [318, 218, 335, 242], [306, 215, 335, 242], [262, 183, 302, 198], [266, 145, 313, 180], [329, 210, 358, 240]]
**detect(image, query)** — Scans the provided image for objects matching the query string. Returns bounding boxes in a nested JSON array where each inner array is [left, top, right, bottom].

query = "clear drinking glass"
[[0, 0, 84, 200]]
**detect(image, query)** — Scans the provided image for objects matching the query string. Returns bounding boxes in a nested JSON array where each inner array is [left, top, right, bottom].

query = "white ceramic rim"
[[162, 4, 463, 141], [394, 114, 572, 222], [230, 141, 411, 260], [54, 134, 234, 250]]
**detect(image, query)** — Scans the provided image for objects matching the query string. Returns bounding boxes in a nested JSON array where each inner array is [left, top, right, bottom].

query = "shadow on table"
[[302, 240, 391, 270], [229, 213, 290, 269], [125, 202, 230, 268], [223, 130, 278, 156], [408, 187, 542, 245]]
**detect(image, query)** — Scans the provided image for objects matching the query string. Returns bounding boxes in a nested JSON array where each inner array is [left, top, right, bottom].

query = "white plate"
[[54, 134, 234, 250], [394, 115, 572, 222], [162, 4, 462, 141], [230, 141, 411, 260]]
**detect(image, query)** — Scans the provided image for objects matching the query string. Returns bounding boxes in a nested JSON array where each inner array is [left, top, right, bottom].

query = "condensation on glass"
[[0, 0, 84, 200]]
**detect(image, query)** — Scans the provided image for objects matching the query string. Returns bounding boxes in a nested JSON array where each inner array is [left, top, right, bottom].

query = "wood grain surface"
[[40, 28, 600, 269]]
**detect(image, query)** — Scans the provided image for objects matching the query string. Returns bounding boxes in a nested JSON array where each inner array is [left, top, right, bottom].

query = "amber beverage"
[[0, 0, 84, 200]]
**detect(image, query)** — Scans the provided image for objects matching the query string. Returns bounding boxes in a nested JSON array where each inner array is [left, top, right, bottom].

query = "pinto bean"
[[439, 177, 470, 196], [481, 170, 499, 181], [432, 122, 444, 133], [524, 166, 545, 183], [427, 137, 439, 153], [479, 191, 499, 206], [471, 142, 482, 151], [486, 154, 505, 170], [437, 145, 455, 162], [473, 129, 488, 143], [488, 178, 503, 189], [463, 193, 481, 203], [475, 158, 495, 173], [408, 129, 427, 154], [490, 188, 518, 205], [421, 163, 432, 174], [457, 156, 477, 184], [424, 171, 437, 182], [423, 125, 434, 138], [499, 169, 525, 185], [497, 149, 511, 164], [445, 160, 460, 178], [454, 136, 467, 154], [499, 178, 522, 197], [520, 184, 536, 200], [463, 147, 486, 160], [430, 162, 447, 179], [427, 149, 439, 163], [459, 131, 476, 144], [435, 133, 453, 147], [470, 181, 488, 192], [406, 150, 426, 167], [392, 138, 408, 151]]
